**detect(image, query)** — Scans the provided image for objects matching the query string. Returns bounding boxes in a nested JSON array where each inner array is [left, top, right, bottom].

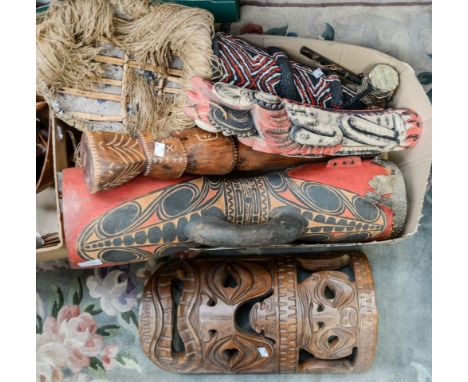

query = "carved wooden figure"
[[63, 158, 407, 268], [139, 253, 378, 374], [184, 77, 422, 158], [80, 128, 312, 193]]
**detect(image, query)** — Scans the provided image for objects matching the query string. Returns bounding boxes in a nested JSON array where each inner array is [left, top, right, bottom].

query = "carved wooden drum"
[[63, 158, 407, 268], [139, 253, 378, 374]]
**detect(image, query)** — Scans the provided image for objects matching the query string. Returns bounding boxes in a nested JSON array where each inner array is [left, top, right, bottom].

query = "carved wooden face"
[[139, 258, 277, 374], [299, 271, 359, 360], [139, 254, 377, 374]]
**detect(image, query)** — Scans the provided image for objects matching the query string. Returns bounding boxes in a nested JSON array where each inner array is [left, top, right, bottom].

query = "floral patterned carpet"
[[36, 261, 158, 381], [36, 1, 432, 381]]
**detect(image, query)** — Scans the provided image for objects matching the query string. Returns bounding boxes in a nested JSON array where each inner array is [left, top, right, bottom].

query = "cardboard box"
[[36, 116, 72, 262], [201, 35, 432, 255], [36, 36, 432, 264]]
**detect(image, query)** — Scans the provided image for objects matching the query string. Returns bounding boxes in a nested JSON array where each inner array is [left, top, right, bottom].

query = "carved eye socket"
[[223, 271, 238, 288], [327, 335, 339, 350], [207, 297, 217, 307], [209, 329, 218, 337], [315, 329, 356, 359], [223, 348, 239, 359], [324, 286, 336, 300]]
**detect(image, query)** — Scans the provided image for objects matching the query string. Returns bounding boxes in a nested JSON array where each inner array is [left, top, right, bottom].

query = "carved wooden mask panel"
[[139, 253, 378, 374]]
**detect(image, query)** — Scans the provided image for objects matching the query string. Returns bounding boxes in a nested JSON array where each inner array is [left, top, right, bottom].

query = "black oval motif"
[[123, 235, 135, 246], [304, 184, 343, 213], [135, 231, 147, 245], [100, 249, 139, 263], [201, 207, 226, 220], [303, 233, 332, 242], [100, 203, 140, 235], [160, 186, 197, 218], [176, 217, 189, 241], [162, 222, 177, 243], [266, 173, 284, 188], [352, 196, 380, 222], [189, 213, 201, 225], [337, 232, 372, 242], [154, 245, 190, 258], [147, 226, 162, 244]]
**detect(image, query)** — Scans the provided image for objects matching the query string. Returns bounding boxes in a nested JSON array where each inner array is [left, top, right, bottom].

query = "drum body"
[[63, 158, 407, 267]]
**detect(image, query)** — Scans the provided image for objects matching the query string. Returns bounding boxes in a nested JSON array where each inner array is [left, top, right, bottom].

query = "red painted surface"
[[63, 168, 194, 268], [64, 159, 398, 268], [288, 157, 390, 195], [288, 157, 395, 239]]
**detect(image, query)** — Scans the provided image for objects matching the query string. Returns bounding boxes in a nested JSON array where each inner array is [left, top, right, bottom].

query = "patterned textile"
[[214, 32, 349, 108], [37, 1, 432, 381], [233, 1, 432, 97]]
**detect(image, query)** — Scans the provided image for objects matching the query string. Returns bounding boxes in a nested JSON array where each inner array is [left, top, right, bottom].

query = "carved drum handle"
[[184, 207, 307, 247]]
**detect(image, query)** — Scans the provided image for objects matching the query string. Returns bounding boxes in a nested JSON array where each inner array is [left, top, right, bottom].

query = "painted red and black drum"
[[63, 157, 407, 268]]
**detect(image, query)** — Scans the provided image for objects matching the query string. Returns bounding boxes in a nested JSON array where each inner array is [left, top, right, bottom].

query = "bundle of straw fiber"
[[36, 0, 214, 137]]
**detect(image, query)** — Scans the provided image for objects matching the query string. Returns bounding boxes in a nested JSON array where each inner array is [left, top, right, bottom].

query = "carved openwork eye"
[[315, 271, 355, 308], [208, 329, 218, 338], [327, 335, 339, 350], [324, 285, 336, 300], [207, 261, 272, 305], [314, 328, 357, 359], [222, 269, 239, 288], [206, 296, 217, 307]]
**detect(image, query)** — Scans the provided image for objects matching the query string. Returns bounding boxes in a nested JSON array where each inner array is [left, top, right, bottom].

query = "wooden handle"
[[184, 207, 307, 247]]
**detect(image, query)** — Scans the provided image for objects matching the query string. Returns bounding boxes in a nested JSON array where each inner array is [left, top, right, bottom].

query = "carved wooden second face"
[[139, 253, 378, 374]]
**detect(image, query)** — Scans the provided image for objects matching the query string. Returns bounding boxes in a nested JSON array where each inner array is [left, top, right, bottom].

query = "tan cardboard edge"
[[36, 115, 69, 263]]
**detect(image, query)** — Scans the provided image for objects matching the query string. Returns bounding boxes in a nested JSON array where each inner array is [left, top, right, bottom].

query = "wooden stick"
[[92, 77, 122, 86], [163, 87, 184, 95], [95, 55, 184, 77], [60, 87, 121, 102], [166, 76, 183, 84], [121, 54, 129, 124], [71, 112, 123, 122], [129, 62, 183, 77], [95, 55, 130, 66]]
